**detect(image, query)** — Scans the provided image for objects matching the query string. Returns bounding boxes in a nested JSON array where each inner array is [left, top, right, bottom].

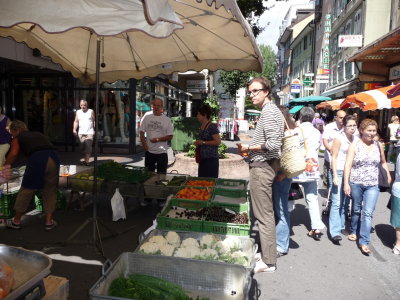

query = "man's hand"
[[0, 165, 12, 184]]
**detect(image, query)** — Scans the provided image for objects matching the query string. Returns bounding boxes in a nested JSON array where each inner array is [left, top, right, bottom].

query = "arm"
[[72, 111, 79, 136], [343, 143, 356, 196], [331, 138, 341, 186], [322, 138, 331, 153], [4, 138, 20, 166], [139, 131, 148, 151], [91, 109, 96, 129], [379, 142, 392, 185]]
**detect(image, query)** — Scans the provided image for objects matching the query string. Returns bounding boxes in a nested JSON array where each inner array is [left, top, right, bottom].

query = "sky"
[[256, 0, 313, 52]]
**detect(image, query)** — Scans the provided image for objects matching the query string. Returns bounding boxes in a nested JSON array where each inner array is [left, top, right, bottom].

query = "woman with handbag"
[[329, 115, 358, 244], [343, 119, 391, 255], [194, 104, 221, 178], [273, 106, 300, 256], [293, 107, 325, 241]]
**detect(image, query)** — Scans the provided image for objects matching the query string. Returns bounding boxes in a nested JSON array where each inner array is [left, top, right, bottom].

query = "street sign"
[[291, 84, 301, 93], [303, 77, 313, 86]]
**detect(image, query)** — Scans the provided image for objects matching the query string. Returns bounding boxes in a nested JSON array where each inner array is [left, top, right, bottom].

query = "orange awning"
[[316, 99, 344, 110], [340, 85, 400, 111]]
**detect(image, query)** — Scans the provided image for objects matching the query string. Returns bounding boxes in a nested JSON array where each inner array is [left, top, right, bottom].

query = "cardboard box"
[[42, 275, 69, 300]]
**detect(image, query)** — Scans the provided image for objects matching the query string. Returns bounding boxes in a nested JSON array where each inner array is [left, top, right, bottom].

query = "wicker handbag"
[[280, 121, 306, 178]]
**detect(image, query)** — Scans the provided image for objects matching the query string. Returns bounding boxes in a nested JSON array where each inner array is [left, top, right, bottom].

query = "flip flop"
[[348, 234, 357, 241], [359, 245, 371, 256]]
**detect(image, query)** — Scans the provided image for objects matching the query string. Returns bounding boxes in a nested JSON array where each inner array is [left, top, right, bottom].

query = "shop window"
[[345, 61, 354, 80], [345, 20, 352, 35], [338, 61, 344, 82], [354, 9, 362, 34]]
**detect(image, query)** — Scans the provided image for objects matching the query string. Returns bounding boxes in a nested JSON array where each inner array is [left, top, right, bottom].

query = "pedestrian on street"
[[194, 104, 221, 178], [322, 110, 346, 198], [73, 99, 95, 166], [344, 119, 391, 255], [387, 115, 400, 163], [5, 120, 60, 231], [272, 105, 298, 256], [293, 107, 325, 241], [329, 115, 358, 244], [0, 104, 11, 166], [389, 150, 400, 255], [237, 77, 284, 273]]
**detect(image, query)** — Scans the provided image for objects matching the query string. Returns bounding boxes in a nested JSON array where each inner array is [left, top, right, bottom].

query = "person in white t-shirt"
[[73, 100, 95, 166], [322, 110, 346, 196], [387, 115, 400, 163], [139, 98, 173, 174]]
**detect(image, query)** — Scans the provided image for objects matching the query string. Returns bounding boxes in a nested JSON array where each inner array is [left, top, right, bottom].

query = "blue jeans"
[[329, 170, 349, 237], [350, 183, 380, 245], [301, 181, 325, 230], [273, 177, 292, 253]]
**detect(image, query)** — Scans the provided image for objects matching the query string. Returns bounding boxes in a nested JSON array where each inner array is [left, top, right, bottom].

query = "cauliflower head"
[[139, 242, 160, 254], [223, 236, 241, 251], [200, 248, 218, 260], [230, 250, 249, 266], [214, 241, 231, 255], [181, 237, 199, 248], [200, 234, 218, 249], [165, 231, 181, 246], [148, 235, 167, 247], [174, 245, 200, 258], [159, 244, 176, 256]]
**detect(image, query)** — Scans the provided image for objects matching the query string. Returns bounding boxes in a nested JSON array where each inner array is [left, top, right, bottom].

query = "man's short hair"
[[299, 107, 315, 123], [314, 113, 320, 118]]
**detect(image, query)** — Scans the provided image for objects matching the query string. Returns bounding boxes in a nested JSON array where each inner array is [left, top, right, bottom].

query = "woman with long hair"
[[344, 119, 391, 255], [272, 106, 297, 256], [329, 115, 358, 244]]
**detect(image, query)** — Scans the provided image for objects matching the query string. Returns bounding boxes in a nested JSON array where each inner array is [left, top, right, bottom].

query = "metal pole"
[[93, 39, 101, 243]]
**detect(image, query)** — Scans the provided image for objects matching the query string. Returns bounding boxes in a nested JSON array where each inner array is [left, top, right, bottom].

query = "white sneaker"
[[254, 259, 276, 273], [393, 245, 400, 255], [254, 252, 261, 262]]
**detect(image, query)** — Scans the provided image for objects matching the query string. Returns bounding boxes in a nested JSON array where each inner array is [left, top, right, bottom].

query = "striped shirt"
[[249, 102, 284, 162]]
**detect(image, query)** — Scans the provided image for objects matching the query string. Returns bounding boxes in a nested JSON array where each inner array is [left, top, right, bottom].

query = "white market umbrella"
[[0, 0, 262, 84]]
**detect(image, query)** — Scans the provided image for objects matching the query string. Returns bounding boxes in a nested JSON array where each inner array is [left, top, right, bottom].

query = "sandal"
[[307, 229, 322, 241], [348, 234, 357, 241], [359, 245, 371, 256], [45, 220, 57, 231], [393, 245, 400, 255]]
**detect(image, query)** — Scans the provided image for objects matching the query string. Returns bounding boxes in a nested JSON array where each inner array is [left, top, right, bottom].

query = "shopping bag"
[[110, 188, 126, 221]]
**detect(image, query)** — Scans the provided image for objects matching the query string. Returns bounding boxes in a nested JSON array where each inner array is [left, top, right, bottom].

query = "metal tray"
[[0, 245, 52, 300], [89, 252, 252, 300]]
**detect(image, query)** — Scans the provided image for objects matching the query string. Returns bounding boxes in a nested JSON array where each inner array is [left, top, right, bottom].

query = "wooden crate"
[[42, 275, 69, 300]]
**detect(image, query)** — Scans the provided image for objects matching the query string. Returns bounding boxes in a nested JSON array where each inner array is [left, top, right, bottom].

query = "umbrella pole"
[[63, 39, 115, 257]]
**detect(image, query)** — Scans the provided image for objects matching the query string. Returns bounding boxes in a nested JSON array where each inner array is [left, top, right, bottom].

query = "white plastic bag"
[[111, 188, 126, 221]]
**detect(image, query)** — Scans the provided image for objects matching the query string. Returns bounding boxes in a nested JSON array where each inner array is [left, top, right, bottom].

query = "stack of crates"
[[0, 191, 18, 219]]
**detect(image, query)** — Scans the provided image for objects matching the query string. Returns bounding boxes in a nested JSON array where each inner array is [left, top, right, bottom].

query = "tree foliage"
[[237, 0, 266, 37], [204, 95, 221, 122]]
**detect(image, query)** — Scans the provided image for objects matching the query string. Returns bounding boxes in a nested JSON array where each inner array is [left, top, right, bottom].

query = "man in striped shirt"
[[238, 77, 284, 273]]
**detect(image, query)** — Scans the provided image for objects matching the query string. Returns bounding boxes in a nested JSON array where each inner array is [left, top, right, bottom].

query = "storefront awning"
[[320, 80, 358, 98], [348, 27, 400, 66], [289, 105, 304, 114]]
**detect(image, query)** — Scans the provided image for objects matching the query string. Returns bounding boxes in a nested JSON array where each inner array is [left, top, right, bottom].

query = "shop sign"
[[291, 84, 301, 93], [304, 87, 314, 91], [303, 76, 313, 86], [389, 65, 400, 80], [321, 14, 330, 74], [338, 35, 363, 47], [364, 83, 384, 90]]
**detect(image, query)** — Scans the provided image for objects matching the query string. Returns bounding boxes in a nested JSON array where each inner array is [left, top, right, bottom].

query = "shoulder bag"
[[377, 141, 390, 192]]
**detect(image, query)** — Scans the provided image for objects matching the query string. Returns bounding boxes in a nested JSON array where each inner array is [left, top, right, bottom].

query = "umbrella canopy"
[[290, 96, 331, 104], [0, 0, 262, 84], [136, 101, 151, 112], [340, 85, 400, 111], [289, 105, 304, 114], [316, 99, 344, 111]]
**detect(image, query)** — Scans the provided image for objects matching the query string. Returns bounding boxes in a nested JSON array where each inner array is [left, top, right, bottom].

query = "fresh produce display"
[[69, 172, 104, 192], [139, 232, 251, 266], [0, 258, 14, 299], [175, 188, 211, 201], [97, 161, 150, 183], [108, 274, 209, 300], [185, 179, 215, 187], [165, 207, 203, 220]]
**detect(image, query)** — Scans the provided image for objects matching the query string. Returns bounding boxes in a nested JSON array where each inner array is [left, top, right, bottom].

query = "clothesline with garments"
[[218, 118, 238, 141]]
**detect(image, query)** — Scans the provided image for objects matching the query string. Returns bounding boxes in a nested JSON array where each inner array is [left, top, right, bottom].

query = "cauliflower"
[[165, 231, 181, 246], [159, 244, 175, 256], [199, 248, 218, 260], [214, 241, 230, 255], [174, 245, 200, 258], [148, 235, 167, 247], [223, 236, 241, 251], [230, 250, 249, 266], [181, 237, 199, 248], [200, 234, 218, 249], [139, 242, 160, 254]]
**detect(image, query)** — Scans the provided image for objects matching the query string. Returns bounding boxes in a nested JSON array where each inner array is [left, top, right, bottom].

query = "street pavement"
[[1, 133, 400, 299]]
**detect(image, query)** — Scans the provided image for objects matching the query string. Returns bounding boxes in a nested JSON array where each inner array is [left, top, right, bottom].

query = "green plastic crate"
[[202, 203, 250, 236], [0, 192, 18, 219], [216, 178, 247, 190], [34, 190, 66, 211], [184, 177, 217, 187], [156, 199, 206, 233], [211, 187, 249, 211]]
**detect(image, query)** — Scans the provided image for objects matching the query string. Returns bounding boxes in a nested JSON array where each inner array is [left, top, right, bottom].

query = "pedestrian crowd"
[[237, 76, 399, 273]]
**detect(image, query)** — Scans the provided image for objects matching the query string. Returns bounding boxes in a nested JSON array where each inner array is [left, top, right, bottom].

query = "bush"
[[186, 142, 227, 159]]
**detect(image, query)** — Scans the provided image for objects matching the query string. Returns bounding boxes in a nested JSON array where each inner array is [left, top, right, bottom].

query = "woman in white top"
[[387, 115, 399, 163], [329, 115, 358, 243], [293, 107, 325, 240]]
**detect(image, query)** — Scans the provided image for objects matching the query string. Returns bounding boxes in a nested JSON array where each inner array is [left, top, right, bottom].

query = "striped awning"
[[316, 99, 344, 111], [289, 105, 304, 114], [340, 85, 400, 111]]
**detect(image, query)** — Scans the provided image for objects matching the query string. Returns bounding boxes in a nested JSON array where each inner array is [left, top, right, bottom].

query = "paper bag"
[[111, 188, 126, 221]]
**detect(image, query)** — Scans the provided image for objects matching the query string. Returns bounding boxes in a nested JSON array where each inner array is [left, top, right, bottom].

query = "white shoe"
[[254, 259, 276, 273], [254, 252, 261, 262], [393, 245, 400, 255]]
